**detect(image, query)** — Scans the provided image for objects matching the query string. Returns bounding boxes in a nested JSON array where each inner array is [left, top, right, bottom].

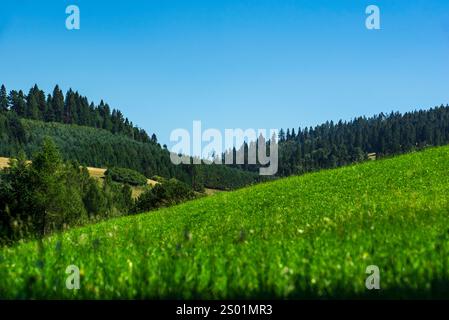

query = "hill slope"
[[1, 146, 449, 299], [0, 156, 158, 185], [0, 117, 262, 190]]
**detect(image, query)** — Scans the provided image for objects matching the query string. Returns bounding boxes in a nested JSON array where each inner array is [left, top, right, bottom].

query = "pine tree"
[[83, 179, 107, 217], [64, 89, 76, 124], [31, 138, 87, 235], [52, 85, 65, 122], [278, 129, 285, 142], [26, 87, 40, 119], [45, 94, 55, 122], [151, 133, 158, 144], [9, 90, 26, 116], [0, 85, 8, 112], [36, 86, 47, 120]]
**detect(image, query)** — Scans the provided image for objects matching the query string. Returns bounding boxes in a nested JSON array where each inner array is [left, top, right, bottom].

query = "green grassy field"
[[1, 146, 449, 299]]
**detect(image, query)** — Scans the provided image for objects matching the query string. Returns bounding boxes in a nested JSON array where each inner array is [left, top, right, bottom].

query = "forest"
[[0, 84, 261, 191], [3, 84, 449, 182], [1, 84, 155, 144], [231, 105, 449, 176]]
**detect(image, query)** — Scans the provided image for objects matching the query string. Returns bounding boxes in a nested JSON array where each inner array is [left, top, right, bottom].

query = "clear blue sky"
[[1, 0, 449, 146]]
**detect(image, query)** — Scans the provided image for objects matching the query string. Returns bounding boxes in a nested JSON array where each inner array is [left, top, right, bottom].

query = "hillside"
[[4, 84, 449, 190], [235, 104, 449, 177], [1, 145, 449, 298], [0, 156, 158, 199], [0, 116, 262, 190], [0, 156, 157, 184]]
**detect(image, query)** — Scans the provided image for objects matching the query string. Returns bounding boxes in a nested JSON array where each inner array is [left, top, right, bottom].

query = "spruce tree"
[[26, 87, 40, 119], [9, 90, 26, 116], [52, 85, 65, 122], [0, 85, 8, 112], [45, 94, 55, 122]]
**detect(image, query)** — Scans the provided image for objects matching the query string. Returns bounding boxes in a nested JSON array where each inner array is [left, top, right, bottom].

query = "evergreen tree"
[[9, 90, 26, 116], [278, 129, 286, 142], [26, 87, 40, 119], [52, 85, 64, 122], [64, 89, 76, 124], [36, 86, 47, 120], [83, 179, 107, 218], [291, 128, 296, 140], [45, 94, 55, 122], [0, 85, 8, 112], [151, 133, 158, 144]]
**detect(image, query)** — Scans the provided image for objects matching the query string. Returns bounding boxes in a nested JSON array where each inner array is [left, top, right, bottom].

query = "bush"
[[134, 179, 196, 213], [105, 167, 148, 186], [150, 175, 165, 183]]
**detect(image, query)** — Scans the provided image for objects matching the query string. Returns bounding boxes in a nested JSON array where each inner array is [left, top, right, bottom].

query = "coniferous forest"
[[0, 84, 261, 191], [2, 83, 449, 182], [1, 84, 154, 143], [233, 105, 449, 176]]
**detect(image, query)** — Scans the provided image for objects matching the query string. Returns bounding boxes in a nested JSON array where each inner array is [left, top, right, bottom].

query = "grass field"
[[1, 146, 449, 299]]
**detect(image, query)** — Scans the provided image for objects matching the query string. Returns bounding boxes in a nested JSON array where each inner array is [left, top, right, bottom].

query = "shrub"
[[105, 167, 148, 186], [150, 175, 165, 183], [134, 179, 196, 213]]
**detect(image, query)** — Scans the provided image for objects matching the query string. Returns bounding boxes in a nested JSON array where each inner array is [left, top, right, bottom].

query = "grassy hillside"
[[1, 146, 449, 299]]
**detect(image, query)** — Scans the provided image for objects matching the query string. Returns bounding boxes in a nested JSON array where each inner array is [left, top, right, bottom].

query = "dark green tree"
[[0, 85, 8, 112]]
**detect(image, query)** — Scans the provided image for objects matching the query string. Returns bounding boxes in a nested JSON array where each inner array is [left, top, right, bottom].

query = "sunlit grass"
[[1, 146, 449, 299]]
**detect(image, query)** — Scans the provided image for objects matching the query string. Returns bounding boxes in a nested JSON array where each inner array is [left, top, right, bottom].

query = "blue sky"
[[1, 0, 449, 146]]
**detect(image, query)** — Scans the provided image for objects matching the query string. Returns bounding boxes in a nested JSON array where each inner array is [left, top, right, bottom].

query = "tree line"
[[223, 105, 449, 177], [1, 84, 156, 144], [0, 115, 261, 191], [4, 84, 448, 187], [0, 84, 262, 191], [274, 106, 449, 176]]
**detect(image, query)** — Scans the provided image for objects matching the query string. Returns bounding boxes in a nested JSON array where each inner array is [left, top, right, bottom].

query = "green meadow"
[[1, 146, 449, 299]]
